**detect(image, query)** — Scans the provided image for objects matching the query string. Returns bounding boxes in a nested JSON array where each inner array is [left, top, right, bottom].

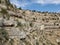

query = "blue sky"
[[10, 0, 60, 12]]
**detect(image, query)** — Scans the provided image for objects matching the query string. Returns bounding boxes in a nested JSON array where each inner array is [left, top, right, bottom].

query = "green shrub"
[[58, 42, 60, 45], [38, 11, 41, 13], [0, 0, 1, 3], [30, 22, 33, 27], [32, 10, 36, 12], [0, 8, 8, 14], [42, 19, 44, 21], [10, 39, 14, 45], [18, 7, 22, 10], [17, 22, 22, 27], [0, 29, 9, 41]]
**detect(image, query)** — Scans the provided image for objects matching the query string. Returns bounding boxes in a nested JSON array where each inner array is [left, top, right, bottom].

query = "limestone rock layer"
[[0, 0, 60, 45]]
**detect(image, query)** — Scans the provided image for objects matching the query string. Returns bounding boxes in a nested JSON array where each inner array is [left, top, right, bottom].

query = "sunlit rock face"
[[0, 0, 60, 45], [0, 0, 8, 9]]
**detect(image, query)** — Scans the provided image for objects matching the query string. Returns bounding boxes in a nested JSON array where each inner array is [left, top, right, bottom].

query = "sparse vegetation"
[[6, 0, 10, 5], [0, 8, 8, 14], [0, 0, 1, 3], [18, 7, 22, 10], [10, 39, 14, 45], [32, 10, 36, 12], [0, 0, 60, 45], [17, 22, 22, 27], [58, 42, 60, 45], [0, 28, 9, 44], [30, 22, 33, 27], [42, 19, 45, 21]]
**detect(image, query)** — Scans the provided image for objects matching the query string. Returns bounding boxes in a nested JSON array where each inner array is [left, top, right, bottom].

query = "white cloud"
[[34, 0, 60, 4], [52, 0, 60, 4], [10, 0, 60, 8], [10, 0, 29, 8], [57, 10, 60, 13]]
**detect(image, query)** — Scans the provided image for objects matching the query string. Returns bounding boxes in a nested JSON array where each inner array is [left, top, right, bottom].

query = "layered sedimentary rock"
[[0, 0, 60, 45]]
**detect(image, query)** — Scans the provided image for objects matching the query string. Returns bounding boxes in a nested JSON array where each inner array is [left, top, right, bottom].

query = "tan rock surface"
[[0, 0, 60, 45]]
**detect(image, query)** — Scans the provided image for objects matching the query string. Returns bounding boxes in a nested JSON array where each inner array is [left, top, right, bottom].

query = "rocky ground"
[[0, 0, 60, 45]]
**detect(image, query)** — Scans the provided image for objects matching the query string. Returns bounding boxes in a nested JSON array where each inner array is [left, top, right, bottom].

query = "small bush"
[[38, 11, 41, 13], [17, 22, 22, 27], [0, 0, 1, 3], [0, 29, 9, 42], [0, 8, 8, 14], [18, 7, 22, 10], [42, 19, 44, 21], [32, 10, 36, 12], [30, 22, 33, 27], [58, 42, 60, 45]]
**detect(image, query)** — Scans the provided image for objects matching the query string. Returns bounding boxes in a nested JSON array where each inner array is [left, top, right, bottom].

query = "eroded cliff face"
[[0, 0, 60, 45]]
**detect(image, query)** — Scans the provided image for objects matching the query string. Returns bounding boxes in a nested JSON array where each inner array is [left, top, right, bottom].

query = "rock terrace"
[[0, 0, 60, 45]]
